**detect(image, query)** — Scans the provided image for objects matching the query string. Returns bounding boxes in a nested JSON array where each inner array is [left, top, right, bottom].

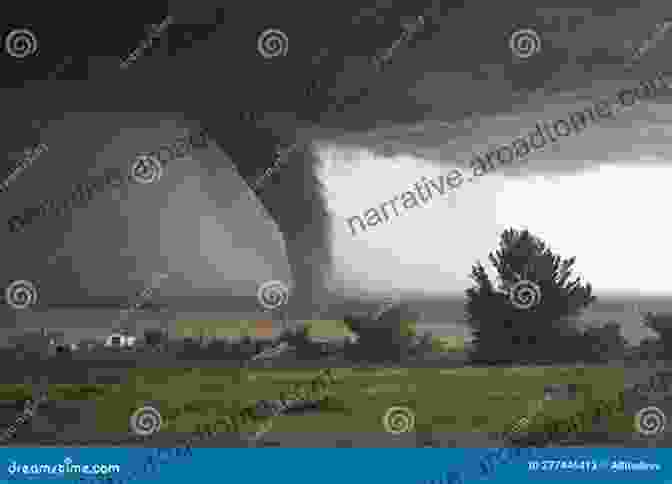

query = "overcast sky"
[[307, 0, 672, 300], [1, 0, 671, 334]]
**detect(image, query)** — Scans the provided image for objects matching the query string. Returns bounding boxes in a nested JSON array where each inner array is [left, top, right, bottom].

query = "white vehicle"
[[104, 333, 137, 349]]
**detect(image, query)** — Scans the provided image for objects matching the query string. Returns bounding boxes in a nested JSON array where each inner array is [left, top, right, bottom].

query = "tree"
[[466, 228, 596, 364], [580, 322, 627, 362], [143, 328, 166, 348], [642, 312, 672, 358], [343, 304, 419, 362]]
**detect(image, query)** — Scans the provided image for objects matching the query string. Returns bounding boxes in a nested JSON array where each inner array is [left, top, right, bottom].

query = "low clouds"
[[323, 72, 672, 183]]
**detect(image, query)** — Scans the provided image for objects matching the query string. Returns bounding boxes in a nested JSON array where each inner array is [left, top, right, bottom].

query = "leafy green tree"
[[466, 228, 596, 364]]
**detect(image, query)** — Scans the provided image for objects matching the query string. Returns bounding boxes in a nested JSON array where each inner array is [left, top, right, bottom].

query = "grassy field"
[[0, 364, 632, 439], [175, 319, 359, 340]]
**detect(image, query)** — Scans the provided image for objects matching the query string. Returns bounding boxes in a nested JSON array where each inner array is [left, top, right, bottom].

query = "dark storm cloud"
[[1, 0, 671, 325]]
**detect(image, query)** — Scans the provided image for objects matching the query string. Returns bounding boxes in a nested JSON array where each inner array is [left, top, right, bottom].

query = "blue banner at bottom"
[[0, 448, 668, 484]]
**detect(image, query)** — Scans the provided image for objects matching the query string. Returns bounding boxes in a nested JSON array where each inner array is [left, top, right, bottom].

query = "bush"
[[343, 304, 418, 363], [175, 337, 206, 359], [143, 328, 166, 347], [203, 339, 236, 359], [256, 338, 276, 351], [174, 335, 264, 361], [411, 332, 444, 356], [277, 324, 311, 346], [642, 312, 672, 359], [627, 336, 664, 362], [276, 324, 315, 359], [466, 228, 596, 365], [578, 322, 627, 362]]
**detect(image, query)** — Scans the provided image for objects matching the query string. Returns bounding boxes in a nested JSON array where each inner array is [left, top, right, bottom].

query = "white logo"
[[509, 279, 542, 310], [382, 406, 416, 434], [5, 280, 38, 310], [5, 29, 38, 58], [510, 416, 530, 433], [634, 406, 666, 437], [256, 280, 290, 309], [509, 28, 542, 59], [130, 155, 163, 184], [257, 29, 289, 58], [129, 406, 163, 436]]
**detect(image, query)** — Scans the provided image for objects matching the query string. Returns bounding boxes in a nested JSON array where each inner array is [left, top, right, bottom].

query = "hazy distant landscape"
[[1, 293, 665, 347]]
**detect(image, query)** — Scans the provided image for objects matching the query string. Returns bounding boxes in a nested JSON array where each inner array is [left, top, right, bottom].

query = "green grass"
[[434, 336, 467, 351], [0, 365, 631, 437], [174, 319, 357, 340]]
